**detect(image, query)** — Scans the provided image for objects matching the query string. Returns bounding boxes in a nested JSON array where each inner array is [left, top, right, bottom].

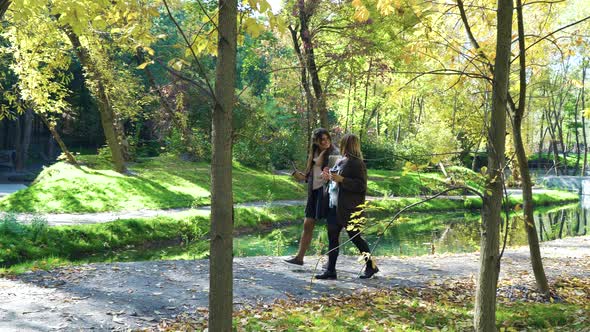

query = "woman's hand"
[[292, 171, 306, 181], [321, 167, 331, 181], [330, 173, 344, 183]]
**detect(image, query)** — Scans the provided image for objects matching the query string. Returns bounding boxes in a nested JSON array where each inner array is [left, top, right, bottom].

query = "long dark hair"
[[305, 128, 332, 174]]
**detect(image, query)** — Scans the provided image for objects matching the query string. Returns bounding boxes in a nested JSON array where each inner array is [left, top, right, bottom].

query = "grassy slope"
[[0, 155, 307, 213]]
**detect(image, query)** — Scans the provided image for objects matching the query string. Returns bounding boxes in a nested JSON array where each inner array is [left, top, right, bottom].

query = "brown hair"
[[339, 133, 363, 160], [305, 128, 332, 174]]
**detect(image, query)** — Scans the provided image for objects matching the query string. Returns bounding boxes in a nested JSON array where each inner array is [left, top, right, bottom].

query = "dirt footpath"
[[0, 236, 588, 331]]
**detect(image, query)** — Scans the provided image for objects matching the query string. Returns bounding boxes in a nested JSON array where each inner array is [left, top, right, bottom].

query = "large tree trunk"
[[511, 0, 550, 295], [14, 108, 34, 172], [39, 114, 78, 165], [297, 0, 328, 128], [208, 0, 236, 328], [474, 0, 513, 329], [61, 26, 127, 173]]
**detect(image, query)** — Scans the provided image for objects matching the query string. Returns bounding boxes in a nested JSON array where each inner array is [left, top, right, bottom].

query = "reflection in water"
[[68, 203, 590, 264], [234, 204, 590, 258]]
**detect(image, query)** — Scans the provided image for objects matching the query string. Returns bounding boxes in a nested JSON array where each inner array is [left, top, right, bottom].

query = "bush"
[[362, 137, 399, 170]]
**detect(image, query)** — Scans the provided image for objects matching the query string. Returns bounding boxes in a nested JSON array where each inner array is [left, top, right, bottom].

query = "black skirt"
[[304, 187, 326, 219]]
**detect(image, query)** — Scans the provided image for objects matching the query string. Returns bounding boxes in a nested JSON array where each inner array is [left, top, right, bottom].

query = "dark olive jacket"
[[335, 156, 367, 226]]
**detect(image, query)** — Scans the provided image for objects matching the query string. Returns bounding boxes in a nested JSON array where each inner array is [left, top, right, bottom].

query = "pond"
[[91, 202, 589, 263]]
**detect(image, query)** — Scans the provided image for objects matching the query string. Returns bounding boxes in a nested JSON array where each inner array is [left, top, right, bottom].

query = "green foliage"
[[362, 137, 399, 169]]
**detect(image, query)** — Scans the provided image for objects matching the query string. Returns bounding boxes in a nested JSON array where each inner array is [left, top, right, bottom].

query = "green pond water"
[[88, 202, 589, 263]]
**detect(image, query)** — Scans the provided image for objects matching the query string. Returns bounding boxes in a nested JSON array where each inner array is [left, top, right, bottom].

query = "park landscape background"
[[0, 0, 589, 330]]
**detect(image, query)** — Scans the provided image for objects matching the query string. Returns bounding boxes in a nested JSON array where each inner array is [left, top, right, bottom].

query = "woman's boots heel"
[[315, 270, 337, 280], [360, 260, 379, 279]]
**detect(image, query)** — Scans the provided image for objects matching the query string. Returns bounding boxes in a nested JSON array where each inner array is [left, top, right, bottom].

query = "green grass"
[[0, 154, 306, 213], [367, 166, 485, 197], [368, 189, 579, 213]]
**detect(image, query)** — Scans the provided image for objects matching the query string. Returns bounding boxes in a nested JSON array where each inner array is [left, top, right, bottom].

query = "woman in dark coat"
[[315, 133, 379, 279], [284, 128, 339, 266]]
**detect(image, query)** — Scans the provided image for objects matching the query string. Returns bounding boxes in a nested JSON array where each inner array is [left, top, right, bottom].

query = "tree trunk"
[[14, 113, 22, 170], [360, 58, 373, 143], [510, 0, 550, 295], [208, 0, 236, 328], [14, 108, 34, 172], [537, 111, 545, 167], [39, 114, 78, 165], [61, 25, 127, 173], [582, 61, 588, 176], [574, 91, 582, 174], [546, 108, 560, 175], [289, 25, 315, 129], [345, 73, 353, 132], [297, 0, 328, 128], [0, 0, 10, 19], [474, 0, 513, 329]]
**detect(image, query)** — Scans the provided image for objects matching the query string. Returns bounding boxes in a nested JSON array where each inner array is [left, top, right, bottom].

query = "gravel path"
[[1, 236, 588, 331]]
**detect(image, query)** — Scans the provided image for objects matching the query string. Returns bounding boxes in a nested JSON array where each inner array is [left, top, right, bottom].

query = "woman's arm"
[[336, 159, 367, 193]]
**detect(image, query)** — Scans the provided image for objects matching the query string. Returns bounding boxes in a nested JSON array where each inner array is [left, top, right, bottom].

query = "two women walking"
[[286, 129, 378, 280]]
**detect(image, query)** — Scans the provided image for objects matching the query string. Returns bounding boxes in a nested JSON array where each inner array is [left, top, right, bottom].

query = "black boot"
[[360, 260, 379, 279], [315, 270, 337, 280]]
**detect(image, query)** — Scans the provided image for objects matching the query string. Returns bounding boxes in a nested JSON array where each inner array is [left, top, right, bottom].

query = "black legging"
[[326, 222, 371, 272]]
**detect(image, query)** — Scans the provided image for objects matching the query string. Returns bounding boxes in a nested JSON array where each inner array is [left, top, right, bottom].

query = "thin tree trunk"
[[208, 0, 236, 328], [289, 25, 315, 128], [470, 0, 513, 328], [39, 114, 78, 165], [574, 90, 582, 174], [61, 25, 127, 173], [582, 61, 588, 175], [345, 73, 353, 132], [510, 0, 549, 295], [537, 111, 545, 168], [360, 58, 373, 143], [546, 108, 560, 175], [297, 0, 328, 128], [14, 113, 22, 170], [14, 108, 33, 171]]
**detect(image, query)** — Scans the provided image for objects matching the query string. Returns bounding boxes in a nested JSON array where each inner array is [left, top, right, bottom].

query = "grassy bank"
[[162, 277, 590, 331], [0, 205, 305, 274]]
